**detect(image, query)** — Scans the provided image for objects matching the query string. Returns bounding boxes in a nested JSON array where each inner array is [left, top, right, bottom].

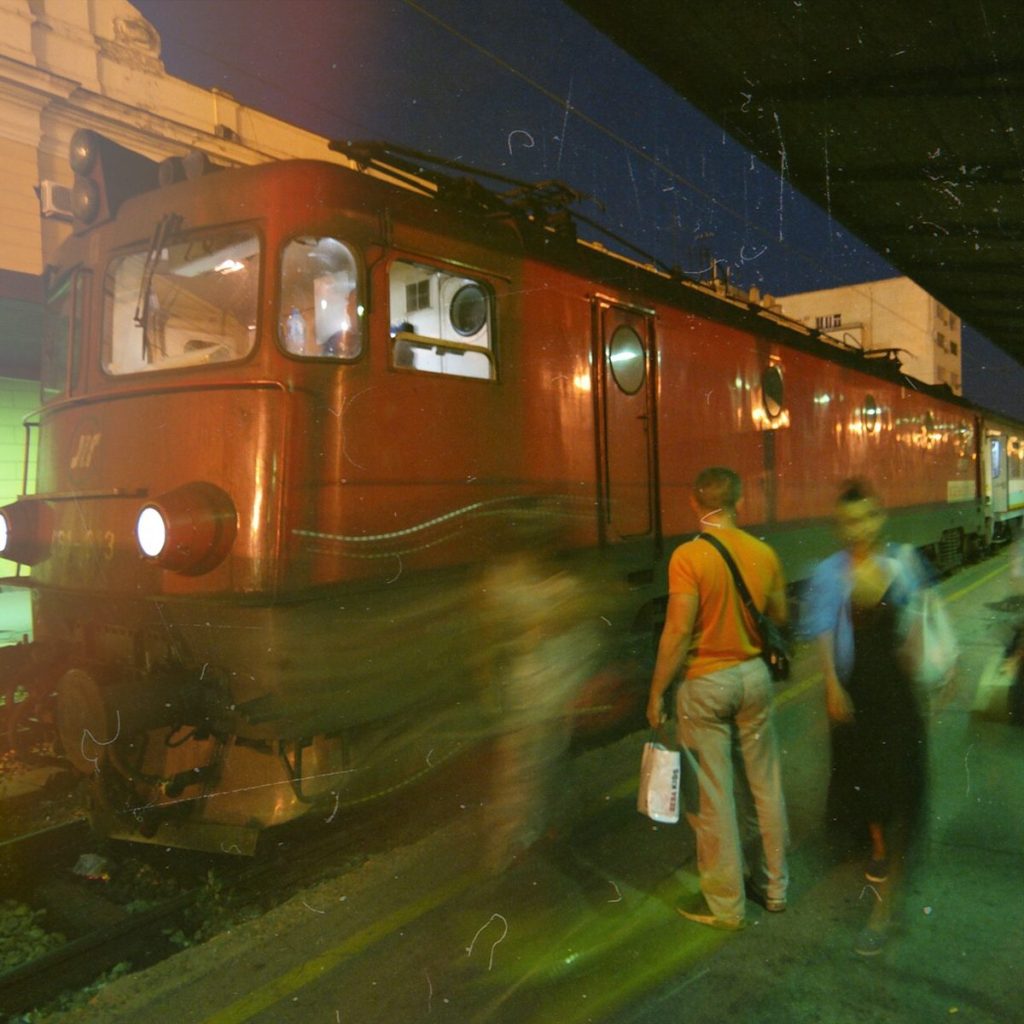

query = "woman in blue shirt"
[[802, 479, 928, 955]]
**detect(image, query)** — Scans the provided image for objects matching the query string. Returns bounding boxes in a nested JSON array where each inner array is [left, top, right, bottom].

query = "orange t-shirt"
[[668, 527, 786, 680]]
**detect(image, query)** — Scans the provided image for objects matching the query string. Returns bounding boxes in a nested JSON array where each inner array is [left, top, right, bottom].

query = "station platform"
[[24, 549, 1024, 1024]]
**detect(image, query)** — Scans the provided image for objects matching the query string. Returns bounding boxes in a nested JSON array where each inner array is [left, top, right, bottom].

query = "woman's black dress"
[[826, 591, 927, 849]]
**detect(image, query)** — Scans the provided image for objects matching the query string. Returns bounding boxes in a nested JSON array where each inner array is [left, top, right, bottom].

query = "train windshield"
[[278, 236, 362, 359], [41, 270, 73, 400], [102, 228, 259, 375]]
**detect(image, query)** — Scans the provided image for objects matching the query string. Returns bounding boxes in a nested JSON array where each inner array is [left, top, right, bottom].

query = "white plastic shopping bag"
[[901, 586, 959, 694], [896, 545, 958, 695], [637, 740, 680, 824]]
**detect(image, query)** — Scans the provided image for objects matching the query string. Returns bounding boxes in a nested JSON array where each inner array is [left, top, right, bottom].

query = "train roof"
[[329, 141, 1003, 415]]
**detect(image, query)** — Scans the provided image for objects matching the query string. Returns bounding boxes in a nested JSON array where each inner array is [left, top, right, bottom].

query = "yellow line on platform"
[[774, 671, 820, 708], [201, 873, 471, 1024], [943, 559, 1009, 603], [477, 890, 722, 1024]]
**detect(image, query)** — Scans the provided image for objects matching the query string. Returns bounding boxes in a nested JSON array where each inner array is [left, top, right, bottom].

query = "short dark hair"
[[693, 467, 742, 511], [836, 477, 879, 506]]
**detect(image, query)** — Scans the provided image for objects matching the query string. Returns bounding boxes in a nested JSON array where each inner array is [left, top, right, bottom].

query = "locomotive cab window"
[[279, 236, 362, 359], [41, 269, 83, 400], [388, 260, 494, 379], [103, 228, 259, 375]]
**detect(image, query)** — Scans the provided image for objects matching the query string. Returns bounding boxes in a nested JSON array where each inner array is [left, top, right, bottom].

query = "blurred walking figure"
[[476, 516, 600, 873], [1010, 531, 1024, 599], [802, 479, 929, 956], [646, 467, 789, 929], [1004, 622, 1024, 726]]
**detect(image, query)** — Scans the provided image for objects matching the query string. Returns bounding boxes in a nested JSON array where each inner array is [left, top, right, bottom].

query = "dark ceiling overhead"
[[568, 0, 1024, 367]]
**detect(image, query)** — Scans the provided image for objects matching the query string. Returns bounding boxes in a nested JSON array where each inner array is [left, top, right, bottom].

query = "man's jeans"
[[676, 657, 789, 922]]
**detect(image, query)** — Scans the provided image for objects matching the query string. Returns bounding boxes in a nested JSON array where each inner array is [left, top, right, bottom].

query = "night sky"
[[134, 0, 1024, 420]]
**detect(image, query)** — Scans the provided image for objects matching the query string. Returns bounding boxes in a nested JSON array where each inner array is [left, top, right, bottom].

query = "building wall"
[[0, 77, 48, 277], [1, 0, 352, 276], [777, 276, 962, 393], [0, 0, 354, 319]]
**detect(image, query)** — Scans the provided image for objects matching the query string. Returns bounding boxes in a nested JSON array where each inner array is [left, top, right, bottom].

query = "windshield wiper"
[[134, 212, 182, 361]]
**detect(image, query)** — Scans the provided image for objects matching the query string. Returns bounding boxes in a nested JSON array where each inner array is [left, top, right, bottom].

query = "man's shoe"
[[744, 879, 787, 913], [865, 858, 889, 883], [675, 905, 746, 931]]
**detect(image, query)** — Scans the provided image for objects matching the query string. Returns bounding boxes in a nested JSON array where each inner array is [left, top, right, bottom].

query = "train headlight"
[[0, 500, 53, 566], [135, 482, 237, 575], [136, 506, 168, 558]]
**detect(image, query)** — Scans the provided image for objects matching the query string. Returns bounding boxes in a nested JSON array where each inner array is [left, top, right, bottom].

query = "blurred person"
[[475, 512, 601, 873], [646, 467, 789, 929], [802, 479, 929, 955], [1011, 530, 1024, 598], [1004, 621, 1024, 725]]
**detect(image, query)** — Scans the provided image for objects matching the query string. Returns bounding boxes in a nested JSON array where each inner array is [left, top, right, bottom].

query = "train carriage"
[[0, 131, 1006, 852]]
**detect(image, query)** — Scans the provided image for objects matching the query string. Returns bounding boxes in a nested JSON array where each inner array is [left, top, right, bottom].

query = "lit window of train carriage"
[[387, 260, 494, 378]]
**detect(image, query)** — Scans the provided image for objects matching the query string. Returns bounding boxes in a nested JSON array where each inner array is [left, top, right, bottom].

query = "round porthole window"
[[609, 325, 645, 394], [762, 365, 784, 419], [449, 283, 487, 337]]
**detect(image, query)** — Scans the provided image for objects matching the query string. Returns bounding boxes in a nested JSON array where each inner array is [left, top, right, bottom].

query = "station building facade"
[[777, 276, 964, 395], [0, 0, 347, 577]]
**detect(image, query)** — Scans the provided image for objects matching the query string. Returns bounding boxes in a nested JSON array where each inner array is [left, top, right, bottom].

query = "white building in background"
[[777, 276, 963, 394], [0, 0, 350, 577]]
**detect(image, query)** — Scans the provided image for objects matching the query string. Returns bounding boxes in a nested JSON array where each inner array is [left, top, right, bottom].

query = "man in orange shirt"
[[647, 467, 789, 929]]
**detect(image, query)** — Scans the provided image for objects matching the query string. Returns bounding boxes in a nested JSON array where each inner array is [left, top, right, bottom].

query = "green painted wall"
[[0, 376, 39, 579]]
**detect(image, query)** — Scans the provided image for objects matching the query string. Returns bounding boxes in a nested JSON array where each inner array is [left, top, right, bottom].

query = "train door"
[[594, 299, 657, 539], [988, 430, 1009, 517]]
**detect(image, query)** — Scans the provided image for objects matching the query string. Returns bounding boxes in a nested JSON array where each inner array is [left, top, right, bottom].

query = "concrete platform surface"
[[23, 550, 1024, 1024]]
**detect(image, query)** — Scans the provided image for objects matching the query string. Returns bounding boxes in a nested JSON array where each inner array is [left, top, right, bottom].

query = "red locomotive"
[[0, 132, 1017, 852]]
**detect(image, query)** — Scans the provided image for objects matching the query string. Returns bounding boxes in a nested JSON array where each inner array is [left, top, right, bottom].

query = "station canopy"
[[568, 0, 1024, 367]]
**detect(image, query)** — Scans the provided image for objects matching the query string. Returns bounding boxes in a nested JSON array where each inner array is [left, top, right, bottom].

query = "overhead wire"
[[148, 0, 941, 349], [398, 0, 939, 347]]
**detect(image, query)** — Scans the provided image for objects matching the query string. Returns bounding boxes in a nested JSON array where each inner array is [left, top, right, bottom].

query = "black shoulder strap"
[[698, 532, 764, 638]]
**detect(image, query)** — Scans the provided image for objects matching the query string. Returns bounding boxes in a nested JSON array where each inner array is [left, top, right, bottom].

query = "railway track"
[[0, 817, 207, 1018], [0, 739, 485, 1019]]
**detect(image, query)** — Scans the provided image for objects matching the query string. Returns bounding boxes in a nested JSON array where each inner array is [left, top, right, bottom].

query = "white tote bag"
[[637, 741, 681, 824], [900, 586, 959, 693]]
